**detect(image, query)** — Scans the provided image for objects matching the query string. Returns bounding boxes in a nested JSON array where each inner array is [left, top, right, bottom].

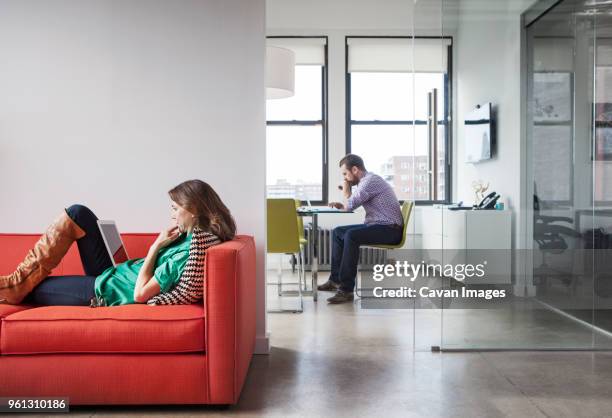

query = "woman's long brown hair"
[[169, 180, 236, 242]]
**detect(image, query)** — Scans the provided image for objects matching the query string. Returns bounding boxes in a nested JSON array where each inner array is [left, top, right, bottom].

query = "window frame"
[[266, 36, 329, 205], [532, 70, 574, 207], [345, 35, 453, 205]]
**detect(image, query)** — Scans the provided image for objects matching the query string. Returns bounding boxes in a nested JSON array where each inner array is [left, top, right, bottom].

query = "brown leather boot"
[[0, 210, 86, 304]]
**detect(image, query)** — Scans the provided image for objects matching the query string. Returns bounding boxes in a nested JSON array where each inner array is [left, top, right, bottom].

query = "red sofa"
[[0, 233, 256, 405]]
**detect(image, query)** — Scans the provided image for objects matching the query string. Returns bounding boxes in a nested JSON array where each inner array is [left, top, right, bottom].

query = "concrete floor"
[[19, 271, 612, 417]]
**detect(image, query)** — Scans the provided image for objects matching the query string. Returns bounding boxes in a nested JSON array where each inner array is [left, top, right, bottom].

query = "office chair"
[[356, 201, 414, 297], [532, 193, 581, 289], [267, 198, 304, 313]]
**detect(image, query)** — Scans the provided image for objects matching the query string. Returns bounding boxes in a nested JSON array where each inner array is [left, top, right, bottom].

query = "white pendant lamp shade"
[[266, 46, 295, 99]]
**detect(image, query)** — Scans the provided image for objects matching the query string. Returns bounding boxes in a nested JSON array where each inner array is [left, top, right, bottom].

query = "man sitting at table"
[[320, 154, 403, 304]]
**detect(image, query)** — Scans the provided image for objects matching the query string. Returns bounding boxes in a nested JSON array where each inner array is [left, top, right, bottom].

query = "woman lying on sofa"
[[0, 179, 236, 307]]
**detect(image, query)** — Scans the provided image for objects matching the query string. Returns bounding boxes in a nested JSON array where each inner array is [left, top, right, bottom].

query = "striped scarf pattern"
[[146, 227, 221, 305]]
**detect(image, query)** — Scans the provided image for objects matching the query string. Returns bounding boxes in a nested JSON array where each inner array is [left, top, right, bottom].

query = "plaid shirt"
[[347, 172, 403, 226]]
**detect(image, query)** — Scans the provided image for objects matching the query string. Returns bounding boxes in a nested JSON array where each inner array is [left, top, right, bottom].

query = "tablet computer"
[[97, 220, 130, 267]]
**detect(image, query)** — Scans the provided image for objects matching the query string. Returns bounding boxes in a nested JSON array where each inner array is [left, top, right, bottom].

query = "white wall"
[[0, 0, 269, 351], [455, 0, 536, 210]]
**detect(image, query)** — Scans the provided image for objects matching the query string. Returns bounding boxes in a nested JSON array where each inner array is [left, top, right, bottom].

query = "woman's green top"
[[94, 232, 192, 306]]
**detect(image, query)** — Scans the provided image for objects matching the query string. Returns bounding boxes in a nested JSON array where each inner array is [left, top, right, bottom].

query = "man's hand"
[[153, 226, 181, 250], [328, 202, 345, 210]]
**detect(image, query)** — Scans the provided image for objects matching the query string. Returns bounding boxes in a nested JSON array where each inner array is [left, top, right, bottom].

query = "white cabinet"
[[419, 207, 512, 284]]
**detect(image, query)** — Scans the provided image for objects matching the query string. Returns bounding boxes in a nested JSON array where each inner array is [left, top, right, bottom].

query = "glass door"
[[436, 0, 524, 350], [437, 0, 612, 350], [525, 0, 596, 349], [412, 0, 448, 351], [354, 0, 449, 351], [592, 2, 612, 349]]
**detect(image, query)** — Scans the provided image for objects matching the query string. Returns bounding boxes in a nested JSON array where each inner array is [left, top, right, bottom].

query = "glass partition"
[[592, 3, 612, 349], [412, 0, 447, 351], [525, 0, 596, 349], [435, 0, 612, 350], [349, 0, 448, 351], [527, 0, 612, 350], [264, 0, 612, 351]]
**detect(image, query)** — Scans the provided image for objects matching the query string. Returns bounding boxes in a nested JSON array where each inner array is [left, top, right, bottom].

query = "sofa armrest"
[[204, 235, 256, 405]]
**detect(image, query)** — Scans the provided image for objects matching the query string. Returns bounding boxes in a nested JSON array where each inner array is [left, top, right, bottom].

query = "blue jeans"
[[25, 275, 98, 306], [23, 204, 113, 306], [329, 223, 402, 292]]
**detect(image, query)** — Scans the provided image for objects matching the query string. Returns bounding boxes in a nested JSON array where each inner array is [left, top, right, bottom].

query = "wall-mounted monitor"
[[465, 102, 495, 163]]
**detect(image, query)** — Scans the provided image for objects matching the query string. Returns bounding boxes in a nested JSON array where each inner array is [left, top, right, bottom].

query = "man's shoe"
[[317, 279, 340, 291], [327, 290, 354, 304]]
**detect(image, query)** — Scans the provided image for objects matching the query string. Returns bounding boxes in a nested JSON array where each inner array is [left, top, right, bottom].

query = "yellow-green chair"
[[357, 201, 415, 297], [267, 198, 304, 313], [294, 199, 308, 291]]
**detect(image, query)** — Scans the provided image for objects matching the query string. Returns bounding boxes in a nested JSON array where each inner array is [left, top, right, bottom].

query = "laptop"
[[297, 197, 342, 212], [297, 205, 341, 213], [97, 220, 130, 266]]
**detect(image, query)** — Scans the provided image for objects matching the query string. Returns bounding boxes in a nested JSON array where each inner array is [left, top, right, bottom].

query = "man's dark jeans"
[[329, 223, 402, 293]]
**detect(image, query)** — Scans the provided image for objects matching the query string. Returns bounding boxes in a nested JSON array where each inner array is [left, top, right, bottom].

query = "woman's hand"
[[134, 225, 180, 303], [153, 226, 181, 250]]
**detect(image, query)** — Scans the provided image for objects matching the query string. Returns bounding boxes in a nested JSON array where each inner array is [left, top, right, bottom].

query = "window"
[[594, 40, 612, 204], [266, 37, 327, 203], [531, 37, 574, 204], [346, 37, 452, 203]]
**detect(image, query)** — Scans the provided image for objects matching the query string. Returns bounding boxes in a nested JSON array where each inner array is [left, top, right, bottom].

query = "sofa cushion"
[[0, 304, 36, 347], [0, 304, 35, 319], [1, 304, 205, 355]]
